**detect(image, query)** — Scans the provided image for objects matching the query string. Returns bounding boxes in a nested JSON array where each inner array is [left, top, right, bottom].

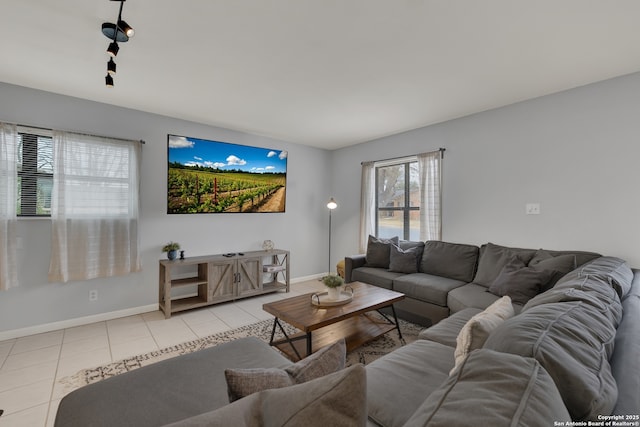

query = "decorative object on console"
[[101, 0, 135, 87], [167, 135, 287, 214], [262, 239, 274, 251], [161, 241, 180, 260]]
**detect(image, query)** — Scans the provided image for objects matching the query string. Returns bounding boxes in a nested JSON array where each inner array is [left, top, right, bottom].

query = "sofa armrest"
[[345, 254, 366, 283]]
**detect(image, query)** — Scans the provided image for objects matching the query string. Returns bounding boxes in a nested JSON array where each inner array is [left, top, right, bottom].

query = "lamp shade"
[[327, 198, 337, 210]]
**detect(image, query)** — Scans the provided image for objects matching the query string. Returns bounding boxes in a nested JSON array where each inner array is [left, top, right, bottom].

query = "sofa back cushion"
[[419, 241, 479, 282], [404, 349, 570, 427], [473, 243, 537, 287], [484, 264, 629, 421]]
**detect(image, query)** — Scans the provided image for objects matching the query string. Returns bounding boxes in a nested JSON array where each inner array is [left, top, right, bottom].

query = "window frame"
[[374, 156, 419, 240]]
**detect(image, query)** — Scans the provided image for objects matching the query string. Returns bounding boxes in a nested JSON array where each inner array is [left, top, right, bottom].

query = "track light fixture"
[[101, 0, 135, 87]]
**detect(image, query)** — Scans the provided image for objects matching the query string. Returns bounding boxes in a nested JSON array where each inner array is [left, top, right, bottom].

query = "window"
[[16, 129, 53, 217], [375, 158, 420, 240], [360, 150, 442, 252]]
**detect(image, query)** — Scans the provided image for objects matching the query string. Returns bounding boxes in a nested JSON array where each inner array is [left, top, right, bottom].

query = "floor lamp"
[[327, 197, 338, 276]]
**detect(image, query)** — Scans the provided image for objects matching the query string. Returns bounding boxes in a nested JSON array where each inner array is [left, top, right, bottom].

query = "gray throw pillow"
[[389, 244, 420, 274], [528, 250, 577, 291], [488, 257, 555, 305], [365, 235, 399, 269], [168, 364, 367, 427], [225, 339, 346, 402], [473, 243, 537, 286]]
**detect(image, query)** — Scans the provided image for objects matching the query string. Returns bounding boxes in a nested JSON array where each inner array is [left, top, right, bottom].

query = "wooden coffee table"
[[262, 281, 405, 361]]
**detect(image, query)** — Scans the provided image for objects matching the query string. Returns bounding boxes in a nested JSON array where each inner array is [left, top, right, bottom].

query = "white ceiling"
[[1, 1, 640, 150]]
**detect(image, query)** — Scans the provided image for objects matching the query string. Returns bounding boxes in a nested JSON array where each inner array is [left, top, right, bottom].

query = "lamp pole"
[[327, 198, 337, 275]]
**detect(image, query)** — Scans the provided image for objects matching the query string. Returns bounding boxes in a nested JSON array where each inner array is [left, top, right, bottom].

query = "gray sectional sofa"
[[55, 248, 640, 426], [345, 240, 601, 326]]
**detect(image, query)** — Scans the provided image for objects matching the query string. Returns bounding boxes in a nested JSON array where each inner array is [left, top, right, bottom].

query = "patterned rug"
[[58, 315, 423, 394]]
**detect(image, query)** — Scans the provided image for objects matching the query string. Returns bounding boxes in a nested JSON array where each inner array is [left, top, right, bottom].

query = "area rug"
[[58, 315, 423, 394]]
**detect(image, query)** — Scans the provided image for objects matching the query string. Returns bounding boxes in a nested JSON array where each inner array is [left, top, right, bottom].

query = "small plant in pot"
[[162, 242, 181, 260], [322, 274, 344, 300]]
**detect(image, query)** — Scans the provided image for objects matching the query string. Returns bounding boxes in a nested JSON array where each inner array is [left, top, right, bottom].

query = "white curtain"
[[0, 123, 19, 290], [418, 150, 442, 241], [48, 131, 141, 283], [359, 161, 375, 253]]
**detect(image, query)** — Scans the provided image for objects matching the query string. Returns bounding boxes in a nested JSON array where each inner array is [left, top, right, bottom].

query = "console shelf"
[[159, 249, 290, 318]]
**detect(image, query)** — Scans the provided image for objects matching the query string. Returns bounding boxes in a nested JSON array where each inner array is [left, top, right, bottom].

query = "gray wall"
[[330, 72, 640, 269], [0, 82, 331, 334], [3, 71, 640, 335]]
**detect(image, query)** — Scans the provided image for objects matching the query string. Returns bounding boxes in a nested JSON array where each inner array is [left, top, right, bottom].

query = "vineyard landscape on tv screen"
[[167, 134, 287, 214]]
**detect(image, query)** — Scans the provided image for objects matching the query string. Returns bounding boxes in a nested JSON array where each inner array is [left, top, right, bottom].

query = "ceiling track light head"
[[105, 74, 114, 87], [107, 58, 117, 75], [117, 20, 134, 38], [107, 41, 119, 57]]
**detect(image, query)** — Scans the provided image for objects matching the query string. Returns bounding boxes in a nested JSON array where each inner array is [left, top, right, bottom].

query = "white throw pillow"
[[451, 296, 514, 375]]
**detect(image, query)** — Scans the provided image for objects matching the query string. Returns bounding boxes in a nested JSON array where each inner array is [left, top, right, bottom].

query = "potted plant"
[[162, 242, 181, 260], [322, 274, 344, 300]]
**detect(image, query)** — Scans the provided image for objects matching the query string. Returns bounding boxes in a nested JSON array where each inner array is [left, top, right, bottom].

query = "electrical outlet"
[[89, 289, 98, 302], [526, 203, 541, 215]]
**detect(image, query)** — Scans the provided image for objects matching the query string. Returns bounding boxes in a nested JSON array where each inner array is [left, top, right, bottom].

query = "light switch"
[[526, 203, 541, 215]]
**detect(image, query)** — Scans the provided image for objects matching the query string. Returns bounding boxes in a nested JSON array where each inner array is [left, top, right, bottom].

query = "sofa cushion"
[[351, 267, 404, 290], [388, 244, 421, 274], [366, 340, 455, 427], [403, 349, 571, 427], [611, 273, 640, 415], [365, 235, 399, 268], [165, 364, 367, 427], [556, 256, 633, 299], [473, 243, 537, 287], [418, 307, 482, 347], [419, 241, 479, 282], [54, 337, 291, 427], [484, 277, 621, 421], [225, 339, 345, 402], [528, 250, 577, 291], [488, 257, 556, 305], [393, 273, 466, 306], [451, 296, 514, 374], [447, 283, 508, 314]]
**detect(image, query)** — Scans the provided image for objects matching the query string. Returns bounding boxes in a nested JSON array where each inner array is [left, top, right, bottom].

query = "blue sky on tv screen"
[[168, 135, 287, 174]]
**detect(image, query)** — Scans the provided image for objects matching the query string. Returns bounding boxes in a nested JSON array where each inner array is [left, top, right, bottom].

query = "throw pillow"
[[528, 250, 577, 291], [488, 257, 556, 305], [473, 243, 537, 286], [365, 235, 399, 268], [389, 244, 420, 274], [225, 338, 346, 402], [451, 296, 514, 375], [166, 364, 367, 427]]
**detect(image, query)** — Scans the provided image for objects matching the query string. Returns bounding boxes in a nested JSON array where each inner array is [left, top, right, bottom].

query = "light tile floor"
[[0, 279, 325, 427]]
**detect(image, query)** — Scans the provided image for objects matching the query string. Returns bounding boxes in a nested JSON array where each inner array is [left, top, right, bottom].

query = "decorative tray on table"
[[311, 286, 354, 307]]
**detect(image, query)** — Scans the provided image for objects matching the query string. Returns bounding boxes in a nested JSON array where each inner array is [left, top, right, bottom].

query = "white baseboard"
[[0, 304, 158, 341], [0, 275, 326, 341]]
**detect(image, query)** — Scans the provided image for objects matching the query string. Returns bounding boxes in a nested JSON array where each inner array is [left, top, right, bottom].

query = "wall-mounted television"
[[167, 134, 287, 214]]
